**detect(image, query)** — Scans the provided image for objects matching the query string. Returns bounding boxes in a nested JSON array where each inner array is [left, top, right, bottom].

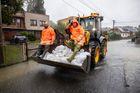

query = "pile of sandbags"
[[71, 49, 90, 66], [43, 45, 72, 63], [43, 45, 90, 66]]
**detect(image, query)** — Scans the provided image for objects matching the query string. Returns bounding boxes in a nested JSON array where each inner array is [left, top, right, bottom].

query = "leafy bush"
[[108, 32, 122, 41], [27, 34, 36, 41], [20, 32, 28, 37], [20, 32, 36, 41]]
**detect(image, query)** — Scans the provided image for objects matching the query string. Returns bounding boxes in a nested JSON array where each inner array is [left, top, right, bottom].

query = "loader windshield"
[[80, 18, 95, 31]]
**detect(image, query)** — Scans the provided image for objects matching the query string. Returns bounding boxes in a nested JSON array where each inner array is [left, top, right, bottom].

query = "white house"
[[118, 28, 131, 38], [114, 26, 138, 38]]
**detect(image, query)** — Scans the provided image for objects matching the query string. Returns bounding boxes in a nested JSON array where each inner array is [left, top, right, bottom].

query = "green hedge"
[[20, 32, 36, 41]]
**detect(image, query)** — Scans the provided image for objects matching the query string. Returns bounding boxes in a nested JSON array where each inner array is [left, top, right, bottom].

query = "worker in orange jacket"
[[37, 22, 56, 57], [66, 19, 85, 62]]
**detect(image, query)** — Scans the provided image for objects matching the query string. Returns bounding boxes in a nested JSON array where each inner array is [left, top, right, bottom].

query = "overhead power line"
[[82, 0, 113, 21], [62, 0, 113, 22], [62, 0, 85, 14], [78, 0, 97, 12]]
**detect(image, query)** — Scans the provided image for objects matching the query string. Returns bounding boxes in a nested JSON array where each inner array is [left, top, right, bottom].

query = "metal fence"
[[0, 41, 40, 66], [26, 42, 39, 59], [27, 48, 38, 58]]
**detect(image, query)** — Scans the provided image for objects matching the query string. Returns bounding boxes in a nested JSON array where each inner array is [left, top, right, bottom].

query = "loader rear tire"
[[100, 40, 107, 59]]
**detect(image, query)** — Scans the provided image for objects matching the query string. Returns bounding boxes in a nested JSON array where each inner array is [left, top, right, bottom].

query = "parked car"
[[10, 35, 27, 44]]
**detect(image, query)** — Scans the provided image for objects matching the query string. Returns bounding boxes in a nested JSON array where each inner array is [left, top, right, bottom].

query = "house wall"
[[3, 12, 49, 41], [25, 12, 49, 31]]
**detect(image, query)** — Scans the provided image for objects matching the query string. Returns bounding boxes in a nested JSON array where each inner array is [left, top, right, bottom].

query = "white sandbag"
[[43, 45, 90, 66], [51, 45, 73, 58], [71, 50, 90, 66]]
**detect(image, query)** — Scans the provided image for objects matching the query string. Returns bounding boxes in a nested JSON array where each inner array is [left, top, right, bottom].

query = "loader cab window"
[[80, 18, 95, 31]]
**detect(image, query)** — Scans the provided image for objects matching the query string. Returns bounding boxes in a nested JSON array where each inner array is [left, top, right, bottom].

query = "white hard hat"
[[44, 21, 48, 25], [44, 21, 49, 27]]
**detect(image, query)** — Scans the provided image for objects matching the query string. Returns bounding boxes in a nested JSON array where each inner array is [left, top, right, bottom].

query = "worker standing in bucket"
[[37, 21, 56, 57], [66, 19, 85, 62]]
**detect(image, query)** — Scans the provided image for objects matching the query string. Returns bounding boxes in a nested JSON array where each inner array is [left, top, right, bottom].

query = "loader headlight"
[[92, 28, 96, 31]]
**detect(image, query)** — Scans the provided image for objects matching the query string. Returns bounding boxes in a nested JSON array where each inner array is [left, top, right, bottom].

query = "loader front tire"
[[85, 56, 91, 73], [91, 43, 100, 68]]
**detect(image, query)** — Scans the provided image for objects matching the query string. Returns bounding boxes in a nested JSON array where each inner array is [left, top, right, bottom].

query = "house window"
[[16, 18, 21, 27], [17, 19, 20, 24], [12, 18, 21, 27], [40, 20, 45, 26], [30, 19, 37, 26], [12, 18, 16, 24]]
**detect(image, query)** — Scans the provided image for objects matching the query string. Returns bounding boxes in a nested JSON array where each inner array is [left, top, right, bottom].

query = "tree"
[[25, 0, 46, 14], [1, 0, 23, 24]]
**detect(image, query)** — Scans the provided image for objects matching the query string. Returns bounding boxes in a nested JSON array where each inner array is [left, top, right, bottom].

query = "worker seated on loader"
[[65, 19, 85, 62], [37, 22, 56, 57]]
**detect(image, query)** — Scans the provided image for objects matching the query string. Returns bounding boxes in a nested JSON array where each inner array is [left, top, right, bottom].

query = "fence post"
[[25, 43, 28, 61], [0, 0, 4, 64], [23, 43, 28, 61], [0, 46, 4, 64]]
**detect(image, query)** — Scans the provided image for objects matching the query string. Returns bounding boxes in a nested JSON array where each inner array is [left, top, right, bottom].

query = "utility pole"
[[0, 0, 4, 64], [113, 20, 115, 32]]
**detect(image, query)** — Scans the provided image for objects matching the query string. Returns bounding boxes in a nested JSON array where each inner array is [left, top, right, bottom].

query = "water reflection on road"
[[0, 39, 140, 93]]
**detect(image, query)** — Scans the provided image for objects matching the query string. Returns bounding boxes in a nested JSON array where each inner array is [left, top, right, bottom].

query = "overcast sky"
[[44, 0, 140, 27]]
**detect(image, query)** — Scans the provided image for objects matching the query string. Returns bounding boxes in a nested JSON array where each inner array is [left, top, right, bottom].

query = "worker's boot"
[[36, 45, 45, 57], [41, 45, 50, 58], [67, 44, 81, 62]]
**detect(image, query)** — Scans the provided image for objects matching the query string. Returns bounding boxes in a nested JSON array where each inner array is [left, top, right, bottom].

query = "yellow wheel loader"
[[78, 13, 108, 68], [32, 13, 108, 73]]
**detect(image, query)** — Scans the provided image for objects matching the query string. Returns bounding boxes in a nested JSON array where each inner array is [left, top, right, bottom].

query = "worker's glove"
[[50, 41, 54, 45], [78, 40, 84, 46], [74, 40, 78, 45], [77, 35, 83, 42], [40, 41, 45, 45]]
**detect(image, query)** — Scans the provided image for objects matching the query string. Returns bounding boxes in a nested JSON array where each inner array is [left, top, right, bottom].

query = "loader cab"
[[77, 13, 103, 39]]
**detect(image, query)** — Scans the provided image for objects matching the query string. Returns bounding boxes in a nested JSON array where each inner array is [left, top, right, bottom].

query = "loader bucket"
[[31, 52, 90, 73]]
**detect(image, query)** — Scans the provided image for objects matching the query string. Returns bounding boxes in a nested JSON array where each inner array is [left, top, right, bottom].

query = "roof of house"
[[116, 26, 138, 33]]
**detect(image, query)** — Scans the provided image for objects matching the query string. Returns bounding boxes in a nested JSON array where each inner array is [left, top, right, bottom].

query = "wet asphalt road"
[[0, 40, 140, 93]]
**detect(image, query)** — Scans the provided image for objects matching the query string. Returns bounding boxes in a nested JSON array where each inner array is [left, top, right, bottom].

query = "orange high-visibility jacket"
[[41, 26, 56, 45], [69, 19, 85, 46]]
